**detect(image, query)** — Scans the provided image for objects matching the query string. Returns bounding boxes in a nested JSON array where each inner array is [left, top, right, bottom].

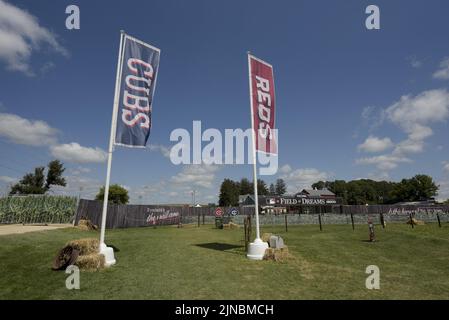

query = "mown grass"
[[0, 223, 448, 299]]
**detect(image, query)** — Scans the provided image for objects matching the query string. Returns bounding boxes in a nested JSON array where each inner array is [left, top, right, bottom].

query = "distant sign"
[[276, 197, 337, 206], [215, 207, 223, 217], [229, 207, 239, 216]]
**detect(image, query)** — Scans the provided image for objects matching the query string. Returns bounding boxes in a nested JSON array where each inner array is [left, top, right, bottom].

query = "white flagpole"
[[247, 52, 268, 260], [99, 30, 125, 266], [248, 52, 261, 240]]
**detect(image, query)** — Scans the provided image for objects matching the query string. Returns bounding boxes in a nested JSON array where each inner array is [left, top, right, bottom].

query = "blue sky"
[[0, 0, 449, 203]]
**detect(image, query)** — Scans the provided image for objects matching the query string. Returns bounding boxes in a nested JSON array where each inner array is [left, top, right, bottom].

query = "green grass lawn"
[[1, 223, 449, 299]]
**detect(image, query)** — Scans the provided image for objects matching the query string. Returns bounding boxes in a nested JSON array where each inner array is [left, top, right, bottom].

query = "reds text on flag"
[[249, 54, 277, 155]]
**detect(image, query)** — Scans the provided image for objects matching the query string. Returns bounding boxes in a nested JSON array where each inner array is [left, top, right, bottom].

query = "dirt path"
[[0, 224, 73, 236]]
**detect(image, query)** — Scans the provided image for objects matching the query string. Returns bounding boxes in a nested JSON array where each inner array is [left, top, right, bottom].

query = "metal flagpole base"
[[99, 243, 116, 266], [247, 238, 268, 260]]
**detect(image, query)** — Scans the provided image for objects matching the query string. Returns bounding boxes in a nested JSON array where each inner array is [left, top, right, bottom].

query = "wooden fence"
[[75, 199, 449, 229]]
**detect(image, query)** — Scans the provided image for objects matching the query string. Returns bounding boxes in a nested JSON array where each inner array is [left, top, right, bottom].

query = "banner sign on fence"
[[146, 208, 180, 225], [114, 34, 161, 147], [249, 54, 277, 155], [215, 207, 223, 217], [229, 207, 239, 216]]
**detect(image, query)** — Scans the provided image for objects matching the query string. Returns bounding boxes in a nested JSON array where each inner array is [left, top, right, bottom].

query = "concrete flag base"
[[99, 242, 116, 267], [247, 238, 269, 260]]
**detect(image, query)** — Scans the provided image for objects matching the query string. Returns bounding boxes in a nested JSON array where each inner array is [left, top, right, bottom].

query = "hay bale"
[[263, 246, 290, 262], [407, 218, 425, 225], [75, 253, 105, 271], [261, 233, 272, 242], [223, 223, 231, 229], [263, 248, 275, 260], [65, 238, 99, 255], [229, 222, 240, 229], [77, 219, 98, 231]]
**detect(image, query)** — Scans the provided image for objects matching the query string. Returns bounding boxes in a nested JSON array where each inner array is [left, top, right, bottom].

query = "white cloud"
[[436, 180, 449, 202], [280, 167, 331, 193], [392, 139, 424, 155], [361, 106, 385, 130], [0, 175, 16, 184], [387, 89, 449, 156], [361, 106, 375, 120], [0, 0, 67, 75], [279, 164, 292, 174], [407, 55, 422, 69], [357, 89, 449, 172], [148, 144, 171, 158], [433, 57, 449, 80], [366, 172, 390, 181], [386, 90, 449, 136], [171, 164, 220, 189], [50, 143, 107, 164], [70, 167, 91, 175], [358, 136, 394, 153], [128, 169, 221, 204], [443, 161, 449, 173], [356, 155, 411, 171], [0, 112, 58, 146], [50, 174, 102, 199]]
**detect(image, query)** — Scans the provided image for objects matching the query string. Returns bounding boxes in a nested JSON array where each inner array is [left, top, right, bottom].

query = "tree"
[[269, 183, 276, 195], [392, 174, 438, 202], [275, 179, 287, 195], [96, 184, 129, 205], [9, 160, 66, 195], [257, 179, 269, 195], [10, 167, 46, 195], [311, 181, 326, 190], [45, 160, 66, 190], [312, 174, 439, 205], [239, 178, 252, 195], [219, 179, 239, 206]]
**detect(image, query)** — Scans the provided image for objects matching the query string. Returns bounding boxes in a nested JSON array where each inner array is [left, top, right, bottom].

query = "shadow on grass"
[[108, 244, 120, 252], [195, 242, 243, 252]]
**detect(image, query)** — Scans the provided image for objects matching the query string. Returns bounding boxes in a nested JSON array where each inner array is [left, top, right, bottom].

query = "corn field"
[[0, 196, 78, 224]]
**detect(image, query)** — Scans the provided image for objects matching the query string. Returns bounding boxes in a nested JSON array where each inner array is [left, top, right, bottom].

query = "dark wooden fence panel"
[[75, 200, 449, 229], [75, 200, 257, 229]]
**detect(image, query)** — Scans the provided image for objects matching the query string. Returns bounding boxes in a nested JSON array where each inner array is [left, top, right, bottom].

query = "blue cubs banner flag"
[[114, 33, 161, 147]]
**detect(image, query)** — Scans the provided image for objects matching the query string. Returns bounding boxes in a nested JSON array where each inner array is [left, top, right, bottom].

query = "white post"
[[99, 30, 125, 266], [246, 52, 268, 260]]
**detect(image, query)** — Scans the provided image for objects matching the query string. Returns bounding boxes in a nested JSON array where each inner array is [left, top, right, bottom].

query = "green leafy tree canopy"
[[9, 160, 66, 195], [96, 184, 129, 205]]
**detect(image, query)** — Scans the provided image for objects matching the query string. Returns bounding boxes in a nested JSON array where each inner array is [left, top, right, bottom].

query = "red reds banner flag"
[[248, 54, 278, 155]]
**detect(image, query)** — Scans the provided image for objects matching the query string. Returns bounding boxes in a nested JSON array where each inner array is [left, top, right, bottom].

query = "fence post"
[[380, 212, 385, 229], [197, 213, 200, 227], [351, 212, 355, 231], [437, 213, 441, 228], [318, 213, 322, 231], [248, 216, 253, 241], [202, 213, 205, 225], [409, 213, 414, 229], [244, 217, 247, 251], [285, 214, 288, 232]]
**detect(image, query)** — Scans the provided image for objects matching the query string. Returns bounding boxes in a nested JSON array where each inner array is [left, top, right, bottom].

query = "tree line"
[[219, 178, 286, 206], [7, 160, 130, 205], [219, 174, 442, 207], [5, 161, 445, 206], [311, 174, 439, 205]]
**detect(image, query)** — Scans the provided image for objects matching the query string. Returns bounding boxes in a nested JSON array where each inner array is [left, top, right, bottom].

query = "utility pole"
[[191, 190, 196, 206]]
